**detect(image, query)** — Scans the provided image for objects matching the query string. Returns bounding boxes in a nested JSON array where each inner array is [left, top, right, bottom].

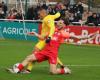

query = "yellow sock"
[[57, 57, 64, 66], [26, 62, 34, 71]]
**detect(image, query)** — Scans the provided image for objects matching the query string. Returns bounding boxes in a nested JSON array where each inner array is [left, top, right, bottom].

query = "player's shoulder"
[[43, 15, 54, 23], [44, 15, 53, 20]]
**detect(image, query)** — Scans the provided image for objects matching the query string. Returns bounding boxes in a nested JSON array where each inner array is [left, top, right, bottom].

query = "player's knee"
[[25, 56, 31, 62], [26, 55, 33, 62]]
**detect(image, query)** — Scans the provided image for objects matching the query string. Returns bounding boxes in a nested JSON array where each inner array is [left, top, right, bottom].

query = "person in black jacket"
[[87, 13, 99, 26], [0, 7, 5, 19], [2, 2, 8, 16]]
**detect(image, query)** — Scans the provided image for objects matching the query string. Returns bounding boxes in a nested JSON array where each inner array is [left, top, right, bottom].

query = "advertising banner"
[[65, 26, 100, 45], [0, 21, 38, 41]]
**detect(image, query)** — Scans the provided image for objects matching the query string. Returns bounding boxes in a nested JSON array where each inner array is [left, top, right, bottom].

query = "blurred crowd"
[[0, 2, 23, 20], [0, 1, 100, 26]]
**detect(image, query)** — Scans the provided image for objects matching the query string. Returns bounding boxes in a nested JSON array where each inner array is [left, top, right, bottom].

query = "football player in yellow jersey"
[[25, 8, 64, 73]]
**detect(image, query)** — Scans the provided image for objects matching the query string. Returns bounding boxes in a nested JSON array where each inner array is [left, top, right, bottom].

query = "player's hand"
[[27, 32, 34, 35], [45, 37, 51, 43], [27, 32, 36, 36]]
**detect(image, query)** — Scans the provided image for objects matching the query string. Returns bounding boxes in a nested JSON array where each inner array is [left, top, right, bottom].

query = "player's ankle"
[[26, 69, 31, 72], [60, 67, 71, 74], [60, 65, 65, 68]]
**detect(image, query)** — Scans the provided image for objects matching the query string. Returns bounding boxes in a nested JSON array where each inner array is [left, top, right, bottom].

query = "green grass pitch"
[[0, 40, 100, 80]]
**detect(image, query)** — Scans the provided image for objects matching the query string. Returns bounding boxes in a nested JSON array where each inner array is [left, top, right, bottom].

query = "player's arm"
[[45, 13, 60, 43], [86, 31, 99, 40], [47, 20, 55, 38], [27, 32, 45, 40], [53, 12, 61, 19], [70, 31, 98, 40], [45, 19, 55, 43], [48, 12, 61, 37], [46, 13, 61, 37], [70, 33, 89, 40]]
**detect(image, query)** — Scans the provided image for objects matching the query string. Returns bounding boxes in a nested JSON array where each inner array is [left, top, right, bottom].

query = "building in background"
[[0, 0, 50, 4]]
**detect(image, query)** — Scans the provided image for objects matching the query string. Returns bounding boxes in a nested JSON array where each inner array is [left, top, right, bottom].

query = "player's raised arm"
[[47, 12, 61, 38], [53, 12, 61, 19], [47, 19, 55, 37], [45, 19, 55, 43], [45, 13, 61, 43]]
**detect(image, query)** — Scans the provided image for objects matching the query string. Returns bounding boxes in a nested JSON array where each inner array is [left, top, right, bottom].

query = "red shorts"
[[34, 49, 58, 64]]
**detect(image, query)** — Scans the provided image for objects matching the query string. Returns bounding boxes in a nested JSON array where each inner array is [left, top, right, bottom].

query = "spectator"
[[96, 13, 100, 24], [85, 11, 93, 24], [36, 3, 42, 9], [62, 10, 70, 25], [82, 10, 88, 22], [7, 8, 17, 19], [55, 2, 62, 11], [26, 6, 35, 20], [33, 3, 42, 19], [69, 13, 75, 22], [74, 13, 82, 22], [42, 1, 48, 10], [16, 9, 23, 19], [48, 5, 56, 15], [70, 4, 77, 13], [60, 3, 67, 18], [87, 13, 99, 26], [2, 2, 8, 16], [76, 2, 84, 14], [0, 7, 5, 19]]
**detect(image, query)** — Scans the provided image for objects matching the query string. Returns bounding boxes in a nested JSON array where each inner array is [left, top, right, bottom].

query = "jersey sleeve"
[[61, 30, 70, 39], [46, 19, 55, 38], [53, 12, 61, 19]]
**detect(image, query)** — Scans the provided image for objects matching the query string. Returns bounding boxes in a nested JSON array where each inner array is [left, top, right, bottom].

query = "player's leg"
[[26, 41, 46, 72], [16, 54, 37, 73], [21, 54, 37, 67], [49, 64, 71, 74], [7, 54, 37, 73], [26, 47, 40, 72], [48, 53, 71, 74], [8, 49, 48, 73], [57, 57, 64, 67]]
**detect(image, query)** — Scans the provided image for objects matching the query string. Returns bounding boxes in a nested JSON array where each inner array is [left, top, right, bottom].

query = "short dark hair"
[[60, 18, 69, 26], [38, 8, 47, 15]]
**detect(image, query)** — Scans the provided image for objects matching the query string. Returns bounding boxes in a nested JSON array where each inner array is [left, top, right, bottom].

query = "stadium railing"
[[0, 19, 99, 26]]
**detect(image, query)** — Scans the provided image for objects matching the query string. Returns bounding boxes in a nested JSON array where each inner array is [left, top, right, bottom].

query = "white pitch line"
[[65, 65, 100, 67], [32, 64, 100, 67], [0, 65, 100, 70]]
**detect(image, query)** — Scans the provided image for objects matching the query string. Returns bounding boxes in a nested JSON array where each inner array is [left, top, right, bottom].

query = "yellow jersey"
[[41, 12, 60, 38]]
